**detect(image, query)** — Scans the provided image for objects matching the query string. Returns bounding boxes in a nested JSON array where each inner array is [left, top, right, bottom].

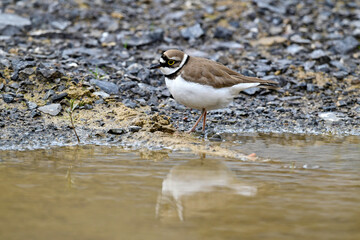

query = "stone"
[[128, 126, 142, 132], [286, 44, 305, 55], [90, 79, 119, 94], [51, 92, 68, 102], [309, 49, 327, 59], [0, 13, 31, 29], [332, 71, 348, 79], [181, 23, 204, 40], [213, 26, 233, 39], [333, 36, 359, 54], [38, 104, 62, 116], [2, 94, 14, 103], [119, 28, 164, 47], [27, 101, 38, 110], [93, 91, 110, 99], [319, 112, 342, 122], [290, 35, 311, 44], [242, 87, 260, 95], [108, 128, 125, 135], [36, 67, 63, 81], [304, 61, 316, 71]]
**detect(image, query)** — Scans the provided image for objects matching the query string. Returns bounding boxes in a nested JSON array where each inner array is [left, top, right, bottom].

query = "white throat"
[[160, 54, 189, 76]]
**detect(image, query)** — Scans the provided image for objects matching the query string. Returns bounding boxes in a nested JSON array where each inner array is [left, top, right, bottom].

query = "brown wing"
[[181, 56, 278, 89]]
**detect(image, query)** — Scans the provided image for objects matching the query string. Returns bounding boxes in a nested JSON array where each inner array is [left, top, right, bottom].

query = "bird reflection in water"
[[156, 158, 257, 221]]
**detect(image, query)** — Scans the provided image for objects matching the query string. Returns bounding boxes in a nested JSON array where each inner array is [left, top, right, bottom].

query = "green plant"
[[90, 67, 106, 80], [66, 99, 80, 143]]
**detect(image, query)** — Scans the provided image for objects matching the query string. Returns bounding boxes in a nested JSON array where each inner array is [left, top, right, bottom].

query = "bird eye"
[[168, 60, 175, 65]]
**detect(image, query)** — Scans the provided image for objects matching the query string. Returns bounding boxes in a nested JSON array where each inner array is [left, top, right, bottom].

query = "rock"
[[333, 36, 359, 54], [332, 71, 348, 79], [306, 83, 315, 92], [118, 28, 164, 47], [318, 112, 342, 122], [2, 94, 14, 103], [0, 13, 31, 35], [18, 67, 35, 80], [304, 61, 316, 71], [290, 35, 311, 44], [93, 91, 110, 99], [108, 128, 125, 135], [257, 36, 287, 46], [242, 87, 260, 95], [50, 20, 71, 30], [90, 79, 119, 94], [209, 133, 222, 142], [36, 66, 63, 81], [181, 23, 204, 40], [122, 99, 137, 108], [51, 92, 68, 102], [38, 104, 62, 116], [128, 126, 142, 132], [213, 26, 233, 39], [30, 110, 41, 118], [286, 44, 305, 55], [310, 49, 327, 59], [210, 41, 243, 50], [315, 64, 330, 73], [27, 101, 38, 110]]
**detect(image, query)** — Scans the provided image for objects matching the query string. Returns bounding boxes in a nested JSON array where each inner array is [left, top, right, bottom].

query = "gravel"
[[0, 0, 359, 149]]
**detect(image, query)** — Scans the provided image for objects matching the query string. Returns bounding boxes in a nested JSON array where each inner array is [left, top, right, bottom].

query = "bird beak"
[[149, 63, 161, 69]]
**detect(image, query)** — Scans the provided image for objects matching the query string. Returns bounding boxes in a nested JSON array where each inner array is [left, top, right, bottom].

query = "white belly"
[[165, 75, 259, 110]]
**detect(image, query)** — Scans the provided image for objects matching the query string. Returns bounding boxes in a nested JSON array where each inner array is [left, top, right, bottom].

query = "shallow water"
[[0, 134, 359, 240]]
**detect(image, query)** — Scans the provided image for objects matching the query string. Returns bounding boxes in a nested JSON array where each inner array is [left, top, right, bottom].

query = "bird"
[[150, 49, 278, 132]]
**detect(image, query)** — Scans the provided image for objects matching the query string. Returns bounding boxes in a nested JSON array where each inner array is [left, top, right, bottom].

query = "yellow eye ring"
[[168, 60, 175, 65]]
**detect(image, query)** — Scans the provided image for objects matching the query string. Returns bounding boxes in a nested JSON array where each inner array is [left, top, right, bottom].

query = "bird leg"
[[202, 110, 207, 132], [189, 108, 206, 132]]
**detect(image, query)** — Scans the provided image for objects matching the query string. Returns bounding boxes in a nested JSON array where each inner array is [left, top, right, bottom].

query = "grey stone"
[[128, 126, 141, 132], [0, 13, 31, 27], [93, 91, 110, 99], [50, 20, 71, 30], [290, 35, 311, 44], [2, 94, 14, 103], [286, 44, 305, 55], [27, 101, 38, 110], [310, 49, 327, 59], [319, 112, 343, 122], [333, 36, 359, 54], [108, 128, 125, 135], [51, 92, 68, 102], [304, 61, 316, 71], [38, 104, 62, 116], [119, 28, 164, 47], [316, 64, 331, 73], [90, 79, 119, 94], [214, 26, 233, 39], [181, 23, 204, 39], [242, 87, 260, 95], [332, 71, 348, 79]]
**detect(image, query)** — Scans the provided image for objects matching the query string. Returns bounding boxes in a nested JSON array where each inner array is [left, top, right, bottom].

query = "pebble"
[[2, 94, 14, 103], [108, 128, 125, 135], [333, 36, 359, 54], [128, 126, 142, 133], [38, 104, 62, 116], [332, 71, 348, 79], [181, 23, 204, 40], [319, 112, 342, 122], [90, 79, 119, 94]]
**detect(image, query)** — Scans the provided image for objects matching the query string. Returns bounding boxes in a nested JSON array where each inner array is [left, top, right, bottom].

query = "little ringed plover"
[[150, 49, 278, 132]]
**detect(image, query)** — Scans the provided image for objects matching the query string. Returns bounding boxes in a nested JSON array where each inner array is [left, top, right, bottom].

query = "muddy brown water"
[[0, 133, 359, 240]]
